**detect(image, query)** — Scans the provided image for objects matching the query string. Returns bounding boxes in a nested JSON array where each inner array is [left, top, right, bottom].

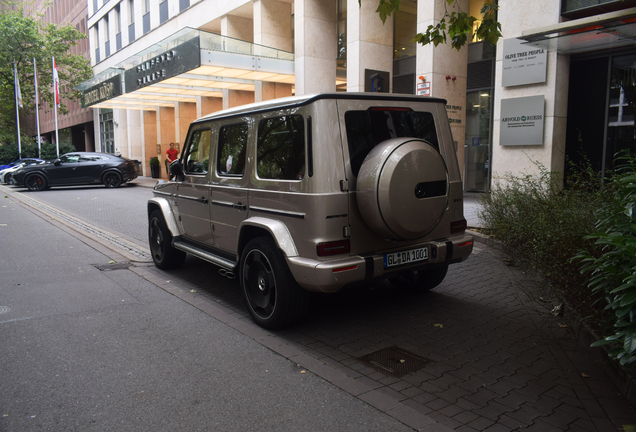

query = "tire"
[[25, 174, 47, 191], [390, 265, 448, 292], [148, 210, 186, 269], [103, 171, 123, 188], [3, 173, 11, 185], [356, 138, 448, 240], [240, 237, 309, 329]]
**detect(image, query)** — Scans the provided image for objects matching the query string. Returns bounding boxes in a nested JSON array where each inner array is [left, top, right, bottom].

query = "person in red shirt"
[[165, 142, 178, 175]]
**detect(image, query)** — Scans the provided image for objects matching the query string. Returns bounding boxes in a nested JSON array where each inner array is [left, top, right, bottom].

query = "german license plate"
[[384, 247, 429, 268]]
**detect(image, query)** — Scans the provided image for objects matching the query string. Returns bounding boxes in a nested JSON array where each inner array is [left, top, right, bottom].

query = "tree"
[[0, 2, 92, 141], [370, 0, 502, 51]]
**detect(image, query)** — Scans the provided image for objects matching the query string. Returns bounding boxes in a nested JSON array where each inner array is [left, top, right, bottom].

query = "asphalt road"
[[3, 181, 636, 431], [0, 185, 413, 432]]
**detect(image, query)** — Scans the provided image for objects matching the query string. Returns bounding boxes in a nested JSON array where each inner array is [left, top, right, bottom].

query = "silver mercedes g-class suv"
[[148, 93, 473, 329]]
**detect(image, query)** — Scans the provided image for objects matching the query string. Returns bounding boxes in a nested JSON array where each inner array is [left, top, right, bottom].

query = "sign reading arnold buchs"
[[124, 37, 201, 92], [502, 38, 547, 87], [81, 75, 121, 108], [500, 95, 545, 146]]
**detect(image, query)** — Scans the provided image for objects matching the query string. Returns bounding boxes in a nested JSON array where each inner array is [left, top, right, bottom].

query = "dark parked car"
[[12, 152, 139, 191], [0, 158, 45, 171]]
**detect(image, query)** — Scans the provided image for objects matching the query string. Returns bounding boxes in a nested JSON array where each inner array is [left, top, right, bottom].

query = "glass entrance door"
[[606, 53, 636, 172], [464, 90, 492, 191]]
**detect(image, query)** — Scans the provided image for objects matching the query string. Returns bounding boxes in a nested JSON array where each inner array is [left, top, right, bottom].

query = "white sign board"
[[502, 38, 547, 87], [499, 95, 545, 146]]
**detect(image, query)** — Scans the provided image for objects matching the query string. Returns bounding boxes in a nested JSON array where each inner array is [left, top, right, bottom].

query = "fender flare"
[[239, 217, 298, 257], [148, 197, 180, 238]]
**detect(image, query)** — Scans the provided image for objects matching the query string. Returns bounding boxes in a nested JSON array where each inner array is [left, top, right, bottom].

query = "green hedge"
[[0, 141, 76, 164]]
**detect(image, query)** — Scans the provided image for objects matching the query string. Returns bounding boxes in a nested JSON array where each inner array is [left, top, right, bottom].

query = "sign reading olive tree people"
[[502, 38, 547, 87]]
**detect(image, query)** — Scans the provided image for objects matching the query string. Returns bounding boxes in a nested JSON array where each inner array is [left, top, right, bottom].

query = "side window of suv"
[[217, 123, 248, 176], [257, 115, 305, 180], [345, 109, 439, 176], [184, 129, 212, 174]]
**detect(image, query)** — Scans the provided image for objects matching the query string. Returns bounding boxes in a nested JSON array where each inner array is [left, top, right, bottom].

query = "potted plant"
[[149, 157, 161, 178]]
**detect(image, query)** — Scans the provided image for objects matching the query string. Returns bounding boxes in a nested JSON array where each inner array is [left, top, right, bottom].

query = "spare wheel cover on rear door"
[[356, 138, 448, 240]]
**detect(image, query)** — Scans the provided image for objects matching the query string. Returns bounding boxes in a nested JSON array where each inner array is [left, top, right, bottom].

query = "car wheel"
[[103, 171, 123, 188], [356, 138, 448, 240], [3, 173, 11, 184], [25, 174, 47, 191], [148, 210, 186, 269], [390, 265, 448, 292], [240, 237, 309, 329]]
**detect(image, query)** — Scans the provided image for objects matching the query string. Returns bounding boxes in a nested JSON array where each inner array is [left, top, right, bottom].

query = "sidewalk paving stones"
[[3, 181, 636, 430]]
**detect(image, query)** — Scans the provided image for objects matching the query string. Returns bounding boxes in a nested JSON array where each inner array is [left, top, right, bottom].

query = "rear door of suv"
[[209, 118, 251, 254]]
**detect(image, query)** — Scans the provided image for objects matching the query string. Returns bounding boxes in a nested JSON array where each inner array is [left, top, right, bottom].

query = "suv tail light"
[[317, 240, 350, 257], [451, 219, 467, 234]]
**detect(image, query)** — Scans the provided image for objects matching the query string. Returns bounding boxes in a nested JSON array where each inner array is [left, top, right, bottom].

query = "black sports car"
[[12, 152, 140, 191]]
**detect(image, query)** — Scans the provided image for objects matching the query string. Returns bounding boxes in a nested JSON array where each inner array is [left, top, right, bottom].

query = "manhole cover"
[[94, 262, 132, 271], [0, 306, 10, 315], [356, 346, 434, 378]]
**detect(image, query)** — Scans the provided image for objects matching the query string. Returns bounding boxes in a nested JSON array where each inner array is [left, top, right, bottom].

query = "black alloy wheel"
[[25, 174, 47, 191], [103, 171, 123, 188], [148, 210, 186, 269], [240, 237, 308, 329]]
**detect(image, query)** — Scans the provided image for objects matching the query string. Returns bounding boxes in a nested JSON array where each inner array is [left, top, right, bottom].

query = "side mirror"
[[53, 159, 61, 166], [169, 160, 185, 181]]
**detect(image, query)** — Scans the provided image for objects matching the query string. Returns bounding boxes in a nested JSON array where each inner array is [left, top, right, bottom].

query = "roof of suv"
[[194, 92, 448, 124]]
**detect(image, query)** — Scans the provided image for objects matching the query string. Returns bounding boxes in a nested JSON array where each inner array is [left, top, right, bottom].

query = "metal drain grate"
[[94, 262, 132, 271], [356, 346, 434, 378], [0, 306, 10, 315]]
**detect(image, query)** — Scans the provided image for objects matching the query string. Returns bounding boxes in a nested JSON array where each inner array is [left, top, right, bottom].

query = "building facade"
[[80, 0, 636, 187], [28, 0, 95, 151]]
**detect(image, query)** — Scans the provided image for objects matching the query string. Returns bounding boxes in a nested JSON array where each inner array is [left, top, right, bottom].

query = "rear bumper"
[[287, 234, 474, 293]]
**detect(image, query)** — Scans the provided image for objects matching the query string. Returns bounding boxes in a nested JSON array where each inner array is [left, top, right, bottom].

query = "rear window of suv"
[[345, 109, 439, 176], [257, 115, 305, 180]]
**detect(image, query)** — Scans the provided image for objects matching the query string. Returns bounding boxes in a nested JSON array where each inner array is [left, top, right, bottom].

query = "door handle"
[[197, 197, 209, 204], [233, 203, 246, 211]]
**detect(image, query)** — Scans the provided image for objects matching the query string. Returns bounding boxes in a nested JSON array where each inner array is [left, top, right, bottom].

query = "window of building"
[[114, 5, 122, 50], [142, 0, 150, 34], [257, 115, 305, 180], [104, 15, 110, 57], [160, 0, 168, 24], [129, 0, 134, 23], [345, 110, 439, 176], [99, 109, 114, 153], [184, 129, 212, 174], [217, 123, 248, 176], [179, 0, 190, 12], [93, 23, 100, 63], [128, 0, 136, 42]]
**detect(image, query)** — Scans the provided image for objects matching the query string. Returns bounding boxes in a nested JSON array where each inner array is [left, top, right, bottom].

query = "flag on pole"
[[34, 58, 41, 158], [52, 56, 60, 108], [14, 63, 22, 108], [34, 58, 39, 104]]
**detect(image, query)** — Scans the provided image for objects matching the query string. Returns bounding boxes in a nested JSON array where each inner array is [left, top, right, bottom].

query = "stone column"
[[221, 15, 254, 42], [254, 0, 294, 101], [197, 96, 223, 118], [223, 89, 255, 109], [346, 0, 393, 92], [175, 102, 197, 148], [416, 0, 469, 175], [492, 0, 569, 181], [157, 107, 175, 179], [254, 0, 293, 51], [294, 0, 337, 95], [143, 110, 157, 177]]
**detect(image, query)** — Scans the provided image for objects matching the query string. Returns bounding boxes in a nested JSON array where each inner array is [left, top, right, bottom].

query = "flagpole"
[[13, 62, 21, 159], [52, 57, 59, 157], [34, 58, 41, 158]]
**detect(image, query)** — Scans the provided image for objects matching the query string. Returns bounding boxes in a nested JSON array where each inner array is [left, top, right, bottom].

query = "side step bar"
[[173, 241, 236, 270]]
